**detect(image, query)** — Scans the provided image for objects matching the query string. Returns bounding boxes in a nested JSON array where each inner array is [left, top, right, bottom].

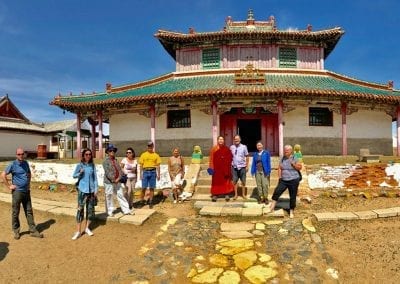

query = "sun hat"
[[106, 144, 118, 153], [147, 141, 154, 147]]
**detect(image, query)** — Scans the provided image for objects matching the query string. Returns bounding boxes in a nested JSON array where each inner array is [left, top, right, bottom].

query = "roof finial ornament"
[[247, 9, 254, 21], [247, 9, 255, 25]]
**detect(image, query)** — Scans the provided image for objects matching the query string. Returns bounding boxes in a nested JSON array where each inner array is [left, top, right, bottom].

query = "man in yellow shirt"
[[139, 141, 161, 208]]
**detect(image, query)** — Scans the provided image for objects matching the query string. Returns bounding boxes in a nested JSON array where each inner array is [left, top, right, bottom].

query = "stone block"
[[199, 206, 222, 216], [389, 207, 400, 216], [119, 214, 149, 225], [354, 211, 377, 220], [220, 207, 243, 216], [220, 231, 253, 239], [373, 208, 398, 218], [134, 208, 156, 216], [242, 207, 263, 217], [334, 211, 359, 220], [220, 222, 254, 232], [268, 208, 285, 218], [313, 212, 338, 221]]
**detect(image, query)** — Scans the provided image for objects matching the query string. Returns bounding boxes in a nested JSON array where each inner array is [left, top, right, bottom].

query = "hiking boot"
[[14, 231, 20, 240], [30, 231, 43, 238]]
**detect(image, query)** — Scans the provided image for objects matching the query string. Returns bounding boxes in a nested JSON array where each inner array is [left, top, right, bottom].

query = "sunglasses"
[[108, 150, 115, 152], [85, 153, 92, 156], [126, 152, 132, 154], [16, 153, 24, 156]]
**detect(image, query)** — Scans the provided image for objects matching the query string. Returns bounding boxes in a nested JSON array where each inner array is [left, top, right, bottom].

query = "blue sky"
[[1, 0, 400, 127]]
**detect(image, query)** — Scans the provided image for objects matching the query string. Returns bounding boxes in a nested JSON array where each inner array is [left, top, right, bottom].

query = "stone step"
[[191, 191, 291, 202]]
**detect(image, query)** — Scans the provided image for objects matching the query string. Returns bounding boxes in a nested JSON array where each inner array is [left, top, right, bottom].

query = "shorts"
[[142, 170, 156, 189], [232, 167, 247, 184]]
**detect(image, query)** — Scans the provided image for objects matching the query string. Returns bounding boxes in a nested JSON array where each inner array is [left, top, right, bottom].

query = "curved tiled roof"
[[155, 27, 344, 59], [50, 69, 400, 113]]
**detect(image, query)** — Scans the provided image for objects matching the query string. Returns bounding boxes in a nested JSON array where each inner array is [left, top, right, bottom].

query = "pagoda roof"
[[50, 69, 400, 114], [155, 10, 344, 59]]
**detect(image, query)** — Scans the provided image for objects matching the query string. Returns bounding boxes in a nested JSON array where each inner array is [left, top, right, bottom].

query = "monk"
[[208, 135, 234, 201]]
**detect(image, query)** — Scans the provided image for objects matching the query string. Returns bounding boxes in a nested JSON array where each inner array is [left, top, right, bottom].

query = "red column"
[[76, 112, 81, 159], [212, 100, 218, 145], [341, 102, 348, 155], [150, 104, 156, 149], [97, 110, 103, 159], [277, 100, 284, 157], [91, 122, 96, 158], [397, 106, 400, 156]]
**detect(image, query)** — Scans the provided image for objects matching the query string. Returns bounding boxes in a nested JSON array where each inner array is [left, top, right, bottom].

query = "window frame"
[[279, 47, 297, 68], [167, 109, 191, 129], [309, 107, 333, 126], [202, 48, 220, 69]]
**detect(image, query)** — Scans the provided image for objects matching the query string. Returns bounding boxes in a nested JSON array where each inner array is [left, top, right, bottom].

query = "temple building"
[[50, 9, 400, 158]]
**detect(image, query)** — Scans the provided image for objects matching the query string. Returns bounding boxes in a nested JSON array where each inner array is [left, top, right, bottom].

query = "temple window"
[[202, 48, 220, 69], [309, 107, 333, 126], [167, 109, 191, 128], [279, 47, 297, 68]]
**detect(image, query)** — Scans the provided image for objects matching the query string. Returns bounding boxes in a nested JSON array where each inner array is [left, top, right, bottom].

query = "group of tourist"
[[1, 138, 301, 241], [208, 135, 302, 219]]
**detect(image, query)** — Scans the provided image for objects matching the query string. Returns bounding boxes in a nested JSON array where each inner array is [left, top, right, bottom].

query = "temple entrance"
[[220, 107, 278, 155], [237, 119, 261, 152]]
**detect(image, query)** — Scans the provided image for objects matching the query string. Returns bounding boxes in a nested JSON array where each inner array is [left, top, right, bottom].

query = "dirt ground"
[[1, 170, 400, 283]]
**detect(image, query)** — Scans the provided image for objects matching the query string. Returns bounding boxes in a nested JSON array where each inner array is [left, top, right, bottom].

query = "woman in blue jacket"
[[250, 141, 271, 204], [72, 148, 98, 240]]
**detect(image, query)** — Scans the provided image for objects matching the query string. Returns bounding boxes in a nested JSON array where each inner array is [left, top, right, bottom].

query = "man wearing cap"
[[138, 141, 161, 209], [102, 144, 131, 216]]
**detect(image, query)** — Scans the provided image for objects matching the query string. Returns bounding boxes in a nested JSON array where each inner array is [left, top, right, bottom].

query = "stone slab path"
[[0, 192, 155, 225]]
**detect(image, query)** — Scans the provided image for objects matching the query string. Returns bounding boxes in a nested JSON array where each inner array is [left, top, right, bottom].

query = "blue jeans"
[[142, 170, 156, 189]]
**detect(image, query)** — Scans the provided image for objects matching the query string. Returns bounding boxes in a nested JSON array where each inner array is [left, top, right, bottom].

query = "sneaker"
[[72, 231, 81, 240], [225, 195, 230, 202], [108, 213, 114, 217], [173, 200, 177, 204], [149, 202, 154, 209], [30, 231, 43, 238], [85, 228, 94, 236], [211, 196, 217, 202], [14, 231, 20, 240]]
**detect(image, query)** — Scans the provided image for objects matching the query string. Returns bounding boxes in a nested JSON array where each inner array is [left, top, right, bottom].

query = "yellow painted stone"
[[244, 265, 278, 284], [267, 261, 278, 268], [209, 254, 229, 267], [216, 238, 230, 243], [233, 250, 258, 270], [167, 218, 178, 225], [258, 253, 272, 263], [195, 263, 207, 273], [156, 231, 164, 237], [264, 220, 284, 226], [302, 218, 316, 233], [160, 224, 169, 232], [195, 255, 205, 261], [192, 268, 224, 283], [220, 246, 251, 256], [255, 223, 266, 230], [187, 268, 197, 278], [219, 238, 254, 248], [174, 241, 184, 247], [218, 270, 241, 284]]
